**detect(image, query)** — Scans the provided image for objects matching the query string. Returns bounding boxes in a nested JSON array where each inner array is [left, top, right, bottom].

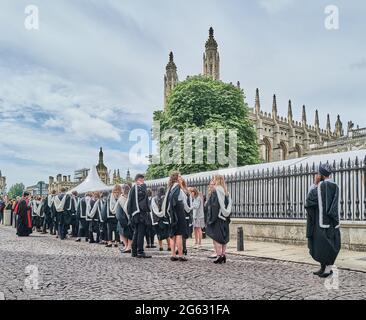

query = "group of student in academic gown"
[[12, 163, 341, 274]]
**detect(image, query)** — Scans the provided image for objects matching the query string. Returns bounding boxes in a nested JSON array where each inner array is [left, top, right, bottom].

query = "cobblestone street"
[[0, 225, 365, 300]]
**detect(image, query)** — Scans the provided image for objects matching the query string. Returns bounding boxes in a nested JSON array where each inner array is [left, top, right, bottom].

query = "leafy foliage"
[[7, 183, 25, 199], [146, 76, 259, 179]]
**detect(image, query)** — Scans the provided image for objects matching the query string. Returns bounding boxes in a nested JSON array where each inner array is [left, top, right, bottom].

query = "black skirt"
[[154, 219, 170, 241], [118, 221, 133, 240], [206, 218, 230, 245], [169, 202, 188, 238]]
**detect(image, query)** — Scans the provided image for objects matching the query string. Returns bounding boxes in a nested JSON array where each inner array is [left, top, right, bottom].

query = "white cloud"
[[258, 0, 295, 14]]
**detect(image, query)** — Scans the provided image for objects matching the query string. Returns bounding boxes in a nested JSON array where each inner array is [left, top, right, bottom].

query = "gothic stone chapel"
[[162, 27, 365, 163]]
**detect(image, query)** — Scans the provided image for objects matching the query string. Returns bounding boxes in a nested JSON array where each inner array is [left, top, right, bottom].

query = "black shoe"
[[146, 245, 151, 249], [114, 243, 118, 248], [167, 247, 171, 251], [75, 238, 81, 242], [319, 270, 333, 278], [131, 252, 137, 257], [179, 257, 188, 262], [214, 255, 224, 264], [151, 245, 157, 248], [313, 266, 326, 276], [170, 256, 179, 261], [123, 249, 132, 254], [105, 244, 112, 248], [159, 247, 164, 251], [183, 250, 187, 256], [222, 255, 227, 263], [137, 253, 152, 259]]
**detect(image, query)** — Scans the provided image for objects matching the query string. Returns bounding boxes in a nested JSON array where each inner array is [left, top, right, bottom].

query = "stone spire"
[[164, 51, 179, 109], [326, 114, 332, 136], [302, 105, 307, 127], [255, 88, 261, 114], [272, 94, 278, 120], [203, 27, 220, 80], [98, 147, 104, 165], [315, 110, 320, 130], [335, 115, 343, 137], [126, 169, 131, 182], [288, 100, 293, 124]]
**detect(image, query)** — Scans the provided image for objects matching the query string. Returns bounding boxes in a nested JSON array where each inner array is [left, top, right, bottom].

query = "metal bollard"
[[237, 227, 244, 251]]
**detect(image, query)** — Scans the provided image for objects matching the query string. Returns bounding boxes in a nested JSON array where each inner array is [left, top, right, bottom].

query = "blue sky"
[[0, 0, 365, 188]]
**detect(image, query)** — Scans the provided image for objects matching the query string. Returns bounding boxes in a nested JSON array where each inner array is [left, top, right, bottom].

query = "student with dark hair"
[[53, 188, 71, 240], [145, 188, 156, 249], [105, 186, 120, 248], [305, 163, 341, 278], [116, 184, 133, 253], [150, 187, 170, 251], [69, 191, 79, 238], [14, 192, 33, 237], [127, 174, 151, 258]]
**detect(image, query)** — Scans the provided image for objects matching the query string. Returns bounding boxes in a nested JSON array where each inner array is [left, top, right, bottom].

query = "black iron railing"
[[147, 156, 366, 221]]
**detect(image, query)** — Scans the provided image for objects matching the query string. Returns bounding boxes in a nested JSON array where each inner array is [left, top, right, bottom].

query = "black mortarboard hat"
[[319, 163, 332, 177]]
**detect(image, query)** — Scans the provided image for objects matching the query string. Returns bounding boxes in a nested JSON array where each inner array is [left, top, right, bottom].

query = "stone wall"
[[229, 218, 366, 252]]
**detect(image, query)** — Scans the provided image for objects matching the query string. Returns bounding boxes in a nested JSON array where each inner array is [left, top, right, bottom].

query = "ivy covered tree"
[[146, 75, 259, 179]]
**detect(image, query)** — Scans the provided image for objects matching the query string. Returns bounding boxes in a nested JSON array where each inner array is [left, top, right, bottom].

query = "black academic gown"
[[116, 197, 133, 240], [167, 185, 187, 237], [151, 195, 170, 241], [16, 199, 33, 237], [77, 197, 88, 238], [206, 190, 230, 245], [56, 194, 71, 226], [127, 184, 150, 226], [43, 197, 52, 227], [305, 181, 341, 266]]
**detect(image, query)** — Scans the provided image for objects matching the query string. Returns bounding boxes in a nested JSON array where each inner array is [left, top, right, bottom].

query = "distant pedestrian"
[[0, 196, 5, 224]]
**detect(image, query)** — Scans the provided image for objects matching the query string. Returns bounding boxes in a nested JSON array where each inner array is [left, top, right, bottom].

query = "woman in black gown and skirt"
[[206, 175, 232, 264], [116, 184, 133, 253], [164, 172, 188, 262]]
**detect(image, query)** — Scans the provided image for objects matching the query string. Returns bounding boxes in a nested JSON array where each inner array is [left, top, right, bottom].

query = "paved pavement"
[[189, 238, 366, 273], [1, 225, 366, 300]]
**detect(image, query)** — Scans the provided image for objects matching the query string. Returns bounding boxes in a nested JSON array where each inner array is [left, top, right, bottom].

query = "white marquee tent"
[[69, 166, 109, 194]]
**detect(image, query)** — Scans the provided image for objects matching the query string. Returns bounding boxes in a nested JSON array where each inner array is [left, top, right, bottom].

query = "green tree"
[[146, 76, 259, 179], [8, 183, 25, 199]]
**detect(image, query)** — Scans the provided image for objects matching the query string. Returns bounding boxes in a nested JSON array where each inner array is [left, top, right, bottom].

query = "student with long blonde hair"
[[206, 175, 232, 264]]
